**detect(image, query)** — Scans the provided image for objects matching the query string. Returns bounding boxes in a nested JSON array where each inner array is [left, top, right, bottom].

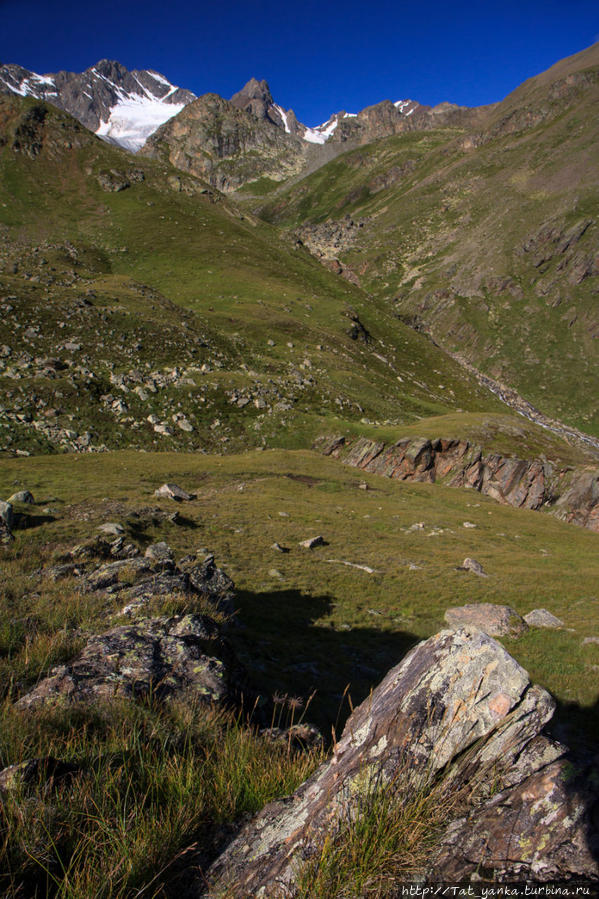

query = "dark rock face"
[[337, 434, 599, 532], [430, 759, 599, 882], [200, 627, 585, 897]]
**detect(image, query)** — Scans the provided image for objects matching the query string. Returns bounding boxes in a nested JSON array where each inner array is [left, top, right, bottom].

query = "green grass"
[[0, 699, 322, 898], [254, 66, 599, 436], [1, 448, 599, 893]]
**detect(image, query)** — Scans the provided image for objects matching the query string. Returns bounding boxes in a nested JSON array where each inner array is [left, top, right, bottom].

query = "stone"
[[15, 614, 237, 711], [7, 490, 34, 504], [271, 542, 289, 553], [445, 603, 528, 637], [0, 500, 13, 529], [0, 517, 14, 545], [144, 542, 174, 564], [299, 535, 325, 549], [524, 608, 564, 628], [201, 627, 560, 897], [459, 556, 487, 576], [430, 758, 599, 882], [154, 483, 194, 501], [177, 418, 194, 432], [96, 522, 124, 536]]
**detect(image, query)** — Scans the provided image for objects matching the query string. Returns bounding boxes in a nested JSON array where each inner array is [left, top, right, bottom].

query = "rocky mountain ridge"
[[0, 58, 196, 150]]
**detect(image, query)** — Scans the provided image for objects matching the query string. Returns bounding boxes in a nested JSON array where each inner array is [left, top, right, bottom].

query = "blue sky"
[[1, 0, 597, 126]]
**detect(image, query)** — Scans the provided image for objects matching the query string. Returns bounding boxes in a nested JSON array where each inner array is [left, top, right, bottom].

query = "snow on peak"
[[304, 114, 343, 144], [95, 93, 187, 151], [273, 104, 291, 134]]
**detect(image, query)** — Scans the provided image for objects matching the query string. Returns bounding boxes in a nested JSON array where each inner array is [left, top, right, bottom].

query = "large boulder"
[[200, 627, 563, 897]]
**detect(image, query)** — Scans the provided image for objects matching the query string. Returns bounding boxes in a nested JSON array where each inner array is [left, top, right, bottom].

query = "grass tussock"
[[0, 698, 323, 898], [295, 773, 457, 899]]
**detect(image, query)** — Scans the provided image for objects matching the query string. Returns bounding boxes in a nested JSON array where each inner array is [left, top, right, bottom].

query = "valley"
[[0, 40, 598, 897]]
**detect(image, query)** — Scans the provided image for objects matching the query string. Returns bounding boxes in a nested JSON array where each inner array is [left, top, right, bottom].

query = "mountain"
[[0, 90, 504, 458], [141, 89, 310, 191], [257, 42, 599, 437], [0, 58, 196, 151]]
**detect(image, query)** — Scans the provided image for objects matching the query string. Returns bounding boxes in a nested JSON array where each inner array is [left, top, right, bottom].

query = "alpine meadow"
[[0, 40, 598, 898]]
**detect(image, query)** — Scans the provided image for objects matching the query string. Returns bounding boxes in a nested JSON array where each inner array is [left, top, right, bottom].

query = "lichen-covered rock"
[[15, 613, 236, 710], [7, 490, 34, 504], [445, 602, 528, 637], [200, 627, 556, 897], [0, 516, 14, 545], [430, 759, 599, 882], [0, 500, 14, 528]]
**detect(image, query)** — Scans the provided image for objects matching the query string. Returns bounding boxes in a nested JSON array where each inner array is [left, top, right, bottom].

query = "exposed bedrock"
[[200, 627, 599, 896], [326, 435, 599, 531]]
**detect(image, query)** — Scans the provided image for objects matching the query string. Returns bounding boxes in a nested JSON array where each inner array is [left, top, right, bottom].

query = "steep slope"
[[0, 93, 510, 457], [0, 59, 196, 150], [259, 43, 599, 436]]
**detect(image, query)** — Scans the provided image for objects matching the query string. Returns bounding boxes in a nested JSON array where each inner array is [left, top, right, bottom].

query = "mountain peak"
[[230, 78, 273, 106]]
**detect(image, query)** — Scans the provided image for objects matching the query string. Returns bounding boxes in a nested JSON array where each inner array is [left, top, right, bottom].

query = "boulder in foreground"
[[200, 626, 583, 896]]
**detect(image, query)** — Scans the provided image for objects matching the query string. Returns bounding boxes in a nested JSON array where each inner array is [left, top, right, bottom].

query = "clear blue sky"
[[1, 0, 597, 126]]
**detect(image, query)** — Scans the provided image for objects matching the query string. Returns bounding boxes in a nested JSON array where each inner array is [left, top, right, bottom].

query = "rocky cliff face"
[[142, 91, 308, 191], [329, 97, 493, 144], [230, 77, 304, 136], [323, 434, 599, 532], [0, 59, 196, 150]]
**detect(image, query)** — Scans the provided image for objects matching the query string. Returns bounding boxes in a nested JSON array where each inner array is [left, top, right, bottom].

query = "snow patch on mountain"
[[96, 92, 187, 151], [274, 104, 291, 134], [0, 61, 195, 152]]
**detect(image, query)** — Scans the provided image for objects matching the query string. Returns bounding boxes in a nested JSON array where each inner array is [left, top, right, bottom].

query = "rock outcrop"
[[329, 434, 599, 532], [199, 627, 598, 896], [15, 613, 237, 711]]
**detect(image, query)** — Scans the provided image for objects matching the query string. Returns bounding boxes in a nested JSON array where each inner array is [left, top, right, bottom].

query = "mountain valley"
[[1, 41, 599, 897]]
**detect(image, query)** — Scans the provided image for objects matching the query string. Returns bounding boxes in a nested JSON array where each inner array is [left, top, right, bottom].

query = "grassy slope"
[[0, 95, 512, 457], [257, 44, 599, 436], [2, 449, 598, 733]]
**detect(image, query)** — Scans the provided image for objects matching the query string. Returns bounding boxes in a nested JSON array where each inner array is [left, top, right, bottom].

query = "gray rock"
[[96, 522, 124, 536], [460, 556, 487, 576], [15, 614, 235, 710], [201, 627, 556, 897], [0, 757, 79, 793], [0, 500, 13, 529], [154, 483, 194, 501], [445, 603, 528, 637], [7, 490, 34, 504], [0, 517, 14, 545], [144, 542, 174, 563], [299, 535, 325, 549], [524, 608, 564, 628], [430, 758, 599, 882]]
